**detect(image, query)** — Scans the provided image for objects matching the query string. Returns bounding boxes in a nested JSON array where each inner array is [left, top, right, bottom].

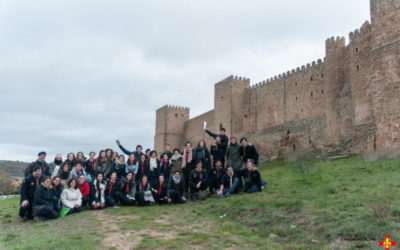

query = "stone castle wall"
[[154, 0, 400, 160]]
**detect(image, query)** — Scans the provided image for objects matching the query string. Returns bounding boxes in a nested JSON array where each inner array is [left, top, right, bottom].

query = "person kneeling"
[[217, 166, 240, 198], [135, 176, 155, 206], [91, 172, 106, 209], [119, 172, 136, 206], [190, 161, 209, 201], [152, 175, 170, 205], [168, 170, 186, 204], [61, 179, 83, 215], [33, 176, 60, 221], [106, 172, 120, 207]]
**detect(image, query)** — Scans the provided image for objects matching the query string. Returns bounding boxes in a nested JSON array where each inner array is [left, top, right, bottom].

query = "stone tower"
[[368, 0, 400, 151], [154, 105, 189, 154], [213, 76, 250, 137]]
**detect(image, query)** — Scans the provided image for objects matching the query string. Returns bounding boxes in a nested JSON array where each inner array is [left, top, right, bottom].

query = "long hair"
[[96, 150, 106, 166]]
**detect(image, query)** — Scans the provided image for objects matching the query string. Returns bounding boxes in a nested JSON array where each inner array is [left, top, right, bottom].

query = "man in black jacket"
[[116, 140, 146, 159], [167, 170, 187, 204], [190, 161, 209, 200], [25, 151, 50, 177], [217, 166, 240, 198], [205, 128, 229, 151], [19, 166, 44, 221], [239, 137, 259, 167]]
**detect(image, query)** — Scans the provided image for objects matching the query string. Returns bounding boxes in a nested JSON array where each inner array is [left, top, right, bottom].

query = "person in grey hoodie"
[[70, 162, 88, 180]]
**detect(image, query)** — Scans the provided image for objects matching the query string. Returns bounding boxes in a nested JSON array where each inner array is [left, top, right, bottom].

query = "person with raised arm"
[[204, 127, 229, 151], [116, 140, 146, 160]]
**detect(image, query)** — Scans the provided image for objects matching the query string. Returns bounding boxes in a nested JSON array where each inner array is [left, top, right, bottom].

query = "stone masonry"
[[154, 0, 400, 160]]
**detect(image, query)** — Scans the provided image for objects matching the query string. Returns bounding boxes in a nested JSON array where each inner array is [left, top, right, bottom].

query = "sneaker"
[[34, 216, 41, 223]]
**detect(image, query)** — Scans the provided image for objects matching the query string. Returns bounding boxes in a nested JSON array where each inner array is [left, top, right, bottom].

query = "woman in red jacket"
[[77, 174, 90, 207]]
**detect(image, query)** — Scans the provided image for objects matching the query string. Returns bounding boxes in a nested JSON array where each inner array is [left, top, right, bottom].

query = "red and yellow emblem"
[[378, 235, 396, 250]]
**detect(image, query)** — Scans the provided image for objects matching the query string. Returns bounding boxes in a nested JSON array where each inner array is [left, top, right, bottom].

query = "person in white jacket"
[[61, 179, 83, 215]]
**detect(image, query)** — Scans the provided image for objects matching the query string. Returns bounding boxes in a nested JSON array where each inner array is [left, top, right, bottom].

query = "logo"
[[378, 235, 396, 250]]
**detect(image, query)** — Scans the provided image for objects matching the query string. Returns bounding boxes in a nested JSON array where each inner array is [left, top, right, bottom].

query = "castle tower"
[[154, 105, 189, 154], [213, 76, 250, 138], [368, 0, 400, 150], [323, 36, 347, 142]]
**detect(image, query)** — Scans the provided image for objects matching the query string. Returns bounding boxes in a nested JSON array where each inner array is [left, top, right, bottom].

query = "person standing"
[[225, 137, 242, 171], [84, 152, 96, 182], [192, 140, 211, 172], [160, 144, 173, 161], [181, 142, 194, 195], [208, 160, 226, 194], [239, 137, 259, 167], [94, 150, 107, 174], [49, 154, 63, 178], [158, 154, 172, 184], [126, 154, 138, 178], [25, 152, 50, 177], [210, 136, 226, 167], [19, 166, 44, 221], [149, 151, 160, 187], [170, 149, 183, 180], [205, 128, 229, 151], [116, 140, 146, 159], [107, 155, 127, 180]]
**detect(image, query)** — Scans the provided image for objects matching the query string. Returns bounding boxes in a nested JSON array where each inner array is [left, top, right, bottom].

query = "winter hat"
[[240, 137, 247, 143], [38, 151, 46, 156]]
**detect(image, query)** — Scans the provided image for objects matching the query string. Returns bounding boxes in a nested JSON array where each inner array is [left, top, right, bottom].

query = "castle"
[[154, 0, 400, 160]]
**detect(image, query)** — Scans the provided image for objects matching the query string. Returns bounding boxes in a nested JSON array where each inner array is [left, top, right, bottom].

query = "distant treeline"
[[0, 160, 28, 178]]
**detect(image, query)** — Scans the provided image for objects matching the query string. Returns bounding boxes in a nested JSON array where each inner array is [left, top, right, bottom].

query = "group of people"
[[19, 128, 266, 222]]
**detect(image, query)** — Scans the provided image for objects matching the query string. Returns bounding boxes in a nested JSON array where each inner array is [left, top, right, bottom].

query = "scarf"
[[88, 159, 95, 171], [172, 176, 181, 184], [158, 184, 162, 195], [142, 183, 147, 191], [171, 154, 182, 161], [125, 181, 130, 193], [54, 159, 62, 165], [195, 147, 206, 161], [108, 181, 116, 194], [150, 158, 157, 171], [181, 149, 192, 169]]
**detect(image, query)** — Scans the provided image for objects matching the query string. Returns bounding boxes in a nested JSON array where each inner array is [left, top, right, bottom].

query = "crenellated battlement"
[[349, 21, 372, 44], [157, 105, 190, 111], [248, 58, 325, 90]]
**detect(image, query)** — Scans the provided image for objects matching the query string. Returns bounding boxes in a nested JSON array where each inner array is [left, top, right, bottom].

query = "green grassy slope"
[[1, 157, 399, 249]]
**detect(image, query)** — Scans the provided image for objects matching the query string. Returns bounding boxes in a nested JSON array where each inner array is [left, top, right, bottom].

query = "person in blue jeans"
[[217, 166, 240, 198], [242, 161, 262, 193]]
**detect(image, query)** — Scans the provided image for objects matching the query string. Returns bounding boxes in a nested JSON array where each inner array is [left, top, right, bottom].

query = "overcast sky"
[[0, 0, 370, 162]]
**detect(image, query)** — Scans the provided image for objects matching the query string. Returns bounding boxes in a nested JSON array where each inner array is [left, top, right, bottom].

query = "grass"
[[1, 156, 400, 249]]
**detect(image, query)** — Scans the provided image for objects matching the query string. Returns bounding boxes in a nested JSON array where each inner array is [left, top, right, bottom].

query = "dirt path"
[[95, 210, 179, 250]]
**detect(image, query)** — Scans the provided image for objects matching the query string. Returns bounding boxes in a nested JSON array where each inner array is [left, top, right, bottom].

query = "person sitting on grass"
[[77, 174, 91, 208], [242, 160, 262, 193], [51, 176, 63, 212], [152, 175, 170, 205], [32, 176, 60, 222], [135, 175, 155, 206], [167, 170, 187, 204], [19, 166, 44, 221], [105, 172, 120, 207], [91, 172, 106, 209], [217, 166, 240, 198], [190, 161, 210, 201], [119, 172, 136, 206], [61, 179, 83, 215], [208, 159, 226, 194]]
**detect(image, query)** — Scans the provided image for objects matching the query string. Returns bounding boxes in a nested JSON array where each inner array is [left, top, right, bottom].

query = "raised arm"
[[205, 130, 217, 139], [116, 140, 134, 155]]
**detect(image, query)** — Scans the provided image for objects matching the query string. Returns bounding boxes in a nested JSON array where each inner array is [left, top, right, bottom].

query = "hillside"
[[0, 157, 399, 249], [0, 160, 28, 178]]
